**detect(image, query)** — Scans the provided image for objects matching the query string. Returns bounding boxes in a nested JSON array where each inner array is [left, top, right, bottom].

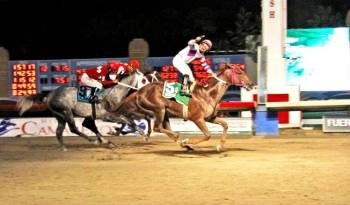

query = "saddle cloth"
[[162, 82, 190, 106], [77, 86, 102, 103]]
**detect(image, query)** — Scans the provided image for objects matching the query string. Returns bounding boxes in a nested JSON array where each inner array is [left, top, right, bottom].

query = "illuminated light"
[[40, 65, 49, 72], [286, 27, 350, 91], [11, 63, 38, 96], [27, 83, 36, 89], [52, 76, 70, 84], [18, 84, 27, 89], [13, 64, 26, 71], [52, 64, 60, 72], [26, 70, 36, 77], [28, 64, 36, 70], [28, 77, 36, 83], [61, 65, 70, 72], [19, 77, 27, 83], [14, 71, 26, 77]]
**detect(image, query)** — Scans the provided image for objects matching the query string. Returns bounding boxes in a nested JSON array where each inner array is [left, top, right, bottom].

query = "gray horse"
[[17, 73, 142, 151]]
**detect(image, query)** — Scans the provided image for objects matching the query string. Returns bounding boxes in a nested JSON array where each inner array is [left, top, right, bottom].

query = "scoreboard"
[[11, 63, 37, 96], [9, 60, 73, 96], [8, 55, 246, 98], [8, 58, 128, 97]]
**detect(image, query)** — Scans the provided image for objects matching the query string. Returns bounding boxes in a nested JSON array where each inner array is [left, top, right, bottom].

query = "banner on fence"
[[323, 116, 350, 132], [0, 117, 252, 137]]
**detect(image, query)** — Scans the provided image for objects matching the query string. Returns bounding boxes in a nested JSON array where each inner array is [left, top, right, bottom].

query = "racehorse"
[[113, 64, 254, 152], [17, 72, 142, 151]]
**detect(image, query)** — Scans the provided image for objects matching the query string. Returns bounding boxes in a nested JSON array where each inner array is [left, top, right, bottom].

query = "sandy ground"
[[1, 129, 350, 205]]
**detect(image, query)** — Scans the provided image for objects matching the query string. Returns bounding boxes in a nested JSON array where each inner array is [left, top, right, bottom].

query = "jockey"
[[172, 35, 213, 97], [80, 59, 140, 102]]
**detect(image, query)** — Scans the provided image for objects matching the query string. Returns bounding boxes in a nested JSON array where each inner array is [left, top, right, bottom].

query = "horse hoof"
[[216, 144, 224, 152], [94, 140, 101, 145], [62, 147, 68, 152], [108, 142, 116, 149], [143, 137, 150, 142], [177, 138, 189, 146], [185, 145, 194, 152]]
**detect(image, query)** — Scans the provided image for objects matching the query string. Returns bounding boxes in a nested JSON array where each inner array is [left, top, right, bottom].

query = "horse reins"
[[212, 74, 228, 85], [149, 71, 160, 82], [117, 82, 138, 90]]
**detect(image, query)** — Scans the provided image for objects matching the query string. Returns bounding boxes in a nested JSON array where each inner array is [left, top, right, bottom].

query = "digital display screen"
[[9, 61, 73, 97], [52, 64, 70, 72], [52, 76, 70, 84], [285, 27, 350, 91], [11, 63, 37, 96], [159, 65, 178, 82]]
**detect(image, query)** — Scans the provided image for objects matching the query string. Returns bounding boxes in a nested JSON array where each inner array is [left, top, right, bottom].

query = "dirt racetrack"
[[1, 129, 350, 205]]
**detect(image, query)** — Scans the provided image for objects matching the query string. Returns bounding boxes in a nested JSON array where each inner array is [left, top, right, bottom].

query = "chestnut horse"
[[114, 64, 254, 151]]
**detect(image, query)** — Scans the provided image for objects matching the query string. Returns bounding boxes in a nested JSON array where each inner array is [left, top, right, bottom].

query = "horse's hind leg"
[[55, 116, 67, 151], [63, 110, 94, 143], [82, 117, 116, 148], [153, 109, 183, 145], [208, 117, 228, 152], [145, 116, 152, 141]]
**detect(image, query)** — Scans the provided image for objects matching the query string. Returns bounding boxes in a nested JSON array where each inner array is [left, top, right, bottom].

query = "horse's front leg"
[[208, 117, 228, 152], [82, 117, 116, 148], [183, 119, 211, 145]]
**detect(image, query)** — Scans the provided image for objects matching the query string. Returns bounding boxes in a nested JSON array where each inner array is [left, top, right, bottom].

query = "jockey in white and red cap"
[[172, 35, 213, 97]]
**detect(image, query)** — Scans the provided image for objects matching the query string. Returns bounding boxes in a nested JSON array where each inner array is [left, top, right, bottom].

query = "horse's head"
[[217, 63, 255, 90]]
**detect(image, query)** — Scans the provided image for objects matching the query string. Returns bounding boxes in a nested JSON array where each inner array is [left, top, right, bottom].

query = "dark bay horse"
[[114, 64, 254, 151], [17, 73, 141, 151]]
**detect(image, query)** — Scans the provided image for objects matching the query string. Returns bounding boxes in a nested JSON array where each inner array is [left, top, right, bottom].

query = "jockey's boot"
[[180, 75, 192, 98], [89, 87, 101, 103]]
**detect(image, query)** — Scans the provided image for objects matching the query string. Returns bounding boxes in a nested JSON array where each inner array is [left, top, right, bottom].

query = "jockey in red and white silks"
[[172, 35, 213, 97], [80, 59, 140, 102], [81, 59, 140, 89]]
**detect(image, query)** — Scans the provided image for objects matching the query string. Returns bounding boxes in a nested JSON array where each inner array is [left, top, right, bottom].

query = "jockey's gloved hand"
[[195, 35, 205, 43]]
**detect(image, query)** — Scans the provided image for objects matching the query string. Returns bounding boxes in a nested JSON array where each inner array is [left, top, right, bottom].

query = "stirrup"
[[89, 95, 100, 103]]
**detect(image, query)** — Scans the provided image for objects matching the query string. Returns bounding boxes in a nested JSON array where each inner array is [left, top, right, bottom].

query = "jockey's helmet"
[[107, 61, 119, 71], [201, 39, 213, 50], [129, 59, 140, 69]]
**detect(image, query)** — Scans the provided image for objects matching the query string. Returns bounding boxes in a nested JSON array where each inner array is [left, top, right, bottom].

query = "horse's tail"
[[17, 93, 48, 116], [136, 95, 155, 116]]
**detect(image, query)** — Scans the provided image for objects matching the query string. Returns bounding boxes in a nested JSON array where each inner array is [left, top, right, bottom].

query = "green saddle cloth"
[[162, 82, 190, 106]]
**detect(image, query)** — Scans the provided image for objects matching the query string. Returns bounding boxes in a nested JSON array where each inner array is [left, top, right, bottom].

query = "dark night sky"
[[0, 0, 349, 60]]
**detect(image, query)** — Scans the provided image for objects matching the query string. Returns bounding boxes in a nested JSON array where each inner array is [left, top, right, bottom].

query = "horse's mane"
[[193, 65, 230, 91], [107, 72, 137, 93]]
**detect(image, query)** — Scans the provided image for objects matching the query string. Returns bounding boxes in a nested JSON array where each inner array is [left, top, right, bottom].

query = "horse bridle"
[[212, 74, 228, 85], [211, 65, 245, 87]]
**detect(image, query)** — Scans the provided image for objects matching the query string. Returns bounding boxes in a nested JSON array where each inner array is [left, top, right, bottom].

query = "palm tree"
[[216, 7, 261, 53], [306, 5, 344, 27]]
